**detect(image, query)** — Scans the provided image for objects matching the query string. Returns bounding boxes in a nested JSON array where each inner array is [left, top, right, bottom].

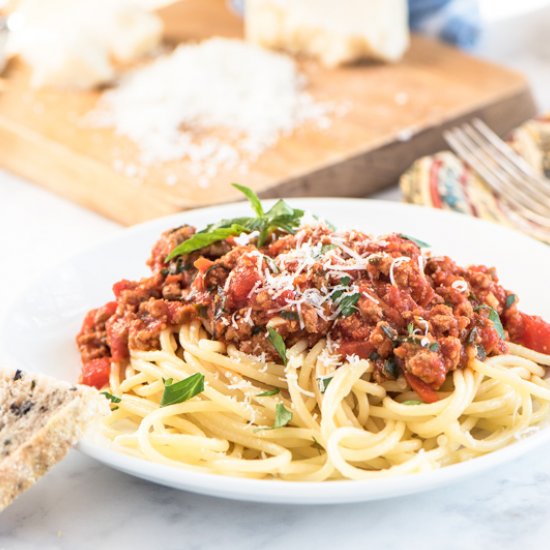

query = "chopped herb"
[[402, 400, 423, 405], [399, 233, 430, 248], [319, 243, 337, 256], [476, 344, 487, 361], [160, 373, 205, 407], [280, 310, 299, 321], [475, 305, 505, 339], [267, 327, 288, 365], [100, 391, 122, 404], [13, 369, 22, 381], [274, 403, 293, 428], [429, 342, 440, 352], [317, 376, 333, 393], [468, 327, 479, 345], [312, 436, 323, 454], [257, 388, 280, 397], [382, 358, 398, 379], [338, 293, 360, 317], [162, 377, 174, 386], [407, 322, 415, 337], [381, 324, 398, 342], [263, 255, 279, 274], [251, 326, 263, 335], [111, 406, 120, 411], [505, 294, 518, 310], [197, 304, 209, 318], [331, 276, 351, 300]]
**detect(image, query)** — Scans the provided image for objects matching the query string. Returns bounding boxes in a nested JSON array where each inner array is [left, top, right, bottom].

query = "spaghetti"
[[77, 185, 550, 480]]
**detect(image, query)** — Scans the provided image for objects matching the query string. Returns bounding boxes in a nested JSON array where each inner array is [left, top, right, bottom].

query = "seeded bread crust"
[[0, 368, 108, 511]]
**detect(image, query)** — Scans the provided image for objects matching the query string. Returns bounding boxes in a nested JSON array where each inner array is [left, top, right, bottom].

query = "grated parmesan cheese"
[[89, 37, 337, 184]]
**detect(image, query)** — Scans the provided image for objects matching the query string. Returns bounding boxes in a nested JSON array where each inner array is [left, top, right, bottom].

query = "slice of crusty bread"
[[0, 367, 109, 511]]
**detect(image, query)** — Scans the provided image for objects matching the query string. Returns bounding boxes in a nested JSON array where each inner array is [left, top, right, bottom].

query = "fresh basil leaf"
[[257, 388, 280, 397], [402, 400, 423, 405], [100, 391, 121, 404], [338, 293, 360, 317], [267, 327, 288, 365], [160, 373, 205, 407], [166, 224, 247, 261], [274, 403, 293, 428], [476, 305, 505, 339], [265, 199, 295, 219], [399, 233, 430, 248], [505, 294, 517, 309], [232, 183, 264, 218], [317, 376, 333, 393]]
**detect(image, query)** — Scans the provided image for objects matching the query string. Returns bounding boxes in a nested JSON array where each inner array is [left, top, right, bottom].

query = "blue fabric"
[[409, 0, 481, 49], [230, 0, 481, 49]]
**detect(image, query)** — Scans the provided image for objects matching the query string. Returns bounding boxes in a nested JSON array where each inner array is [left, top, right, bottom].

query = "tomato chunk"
[[81, 357, 111, 389], [338, 340, 374, 360], [404, 371, 439, 403], [515, 313, 550, 354], [194, 257, 214, 273]]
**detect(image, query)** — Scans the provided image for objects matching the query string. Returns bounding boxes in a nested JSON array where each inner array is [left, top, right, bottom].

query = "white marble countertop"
[[3, 6, 550, 548]]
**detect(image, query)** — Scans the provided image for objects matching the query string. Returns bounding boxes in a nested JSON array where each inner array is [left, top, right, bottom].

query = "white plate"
[[2, 198, 550, 504]]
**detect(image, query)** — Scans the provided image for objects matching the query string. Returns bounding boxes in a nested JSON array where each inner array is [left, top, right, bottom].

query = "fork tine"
[[472, 118, 550, 202], [460, 123, 550, 215], [444, 126, 550, 230]]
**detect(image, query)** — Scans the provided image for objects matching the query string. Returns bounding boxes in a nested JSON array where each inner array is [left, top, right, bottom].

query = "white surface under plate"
[[2, 198, 550, 504]]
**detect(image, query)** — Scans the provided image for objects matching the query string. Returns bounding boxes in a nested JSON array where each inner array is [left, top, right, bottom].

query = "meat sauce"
[[77, 223, 550, 401]]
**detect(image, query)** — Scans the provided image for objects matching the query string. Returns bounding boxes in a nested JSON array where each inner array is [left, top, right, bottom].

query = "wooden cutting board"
[[0, 0, 536, 225]]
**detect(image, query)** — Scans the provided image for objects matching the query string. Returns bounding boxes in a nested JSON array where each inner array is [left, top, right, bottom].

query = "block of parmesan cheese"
[[245, 0, 410, 67]]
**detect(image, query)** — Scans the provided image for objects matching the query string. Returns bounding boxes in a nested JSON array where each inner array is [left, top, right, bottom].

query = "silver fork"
[[443, 119, 550, 233]]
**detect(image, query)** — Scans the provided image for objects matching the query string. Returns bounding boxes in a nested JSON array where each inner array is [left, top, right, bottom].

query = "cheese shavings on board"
[[89, 37, 340, 186]]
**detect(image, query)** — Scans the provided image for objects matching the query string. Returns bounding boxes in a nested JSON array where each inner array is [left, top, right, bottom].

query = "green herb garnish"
[[317, 376, 333, 394], [257, 388, 280, 397], [280, 310, 299, 321], [382, 358, 398, 379], [402, 400, 423, 405], [505, 294, 517, 309], [337, 293, 360, 317], [381, 324, 398, 343], [267, 327, 288, 365], [274, 403, 293, 428], [160, 373, 205, 407], [166, 224, 247, 261], [312, 436, 323, 454], [232, 183, 264, 217], [399, 233, 430, 248], [429, 342, 440, 352], [100, 391, 122, 403], [475, 305, 505, 339], [476, 344, 487, 361], [165, 185, 304, 261]]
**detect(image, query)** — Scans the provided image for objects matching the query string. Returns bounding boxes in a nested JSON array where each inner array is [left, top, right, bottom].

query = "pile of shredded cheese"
[[90, 38, 338, 186]]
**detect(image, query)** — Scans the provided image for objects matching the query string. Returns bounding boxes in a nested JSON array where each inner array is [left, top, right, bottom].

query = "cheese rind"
[[245, 0, 410, 67]]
